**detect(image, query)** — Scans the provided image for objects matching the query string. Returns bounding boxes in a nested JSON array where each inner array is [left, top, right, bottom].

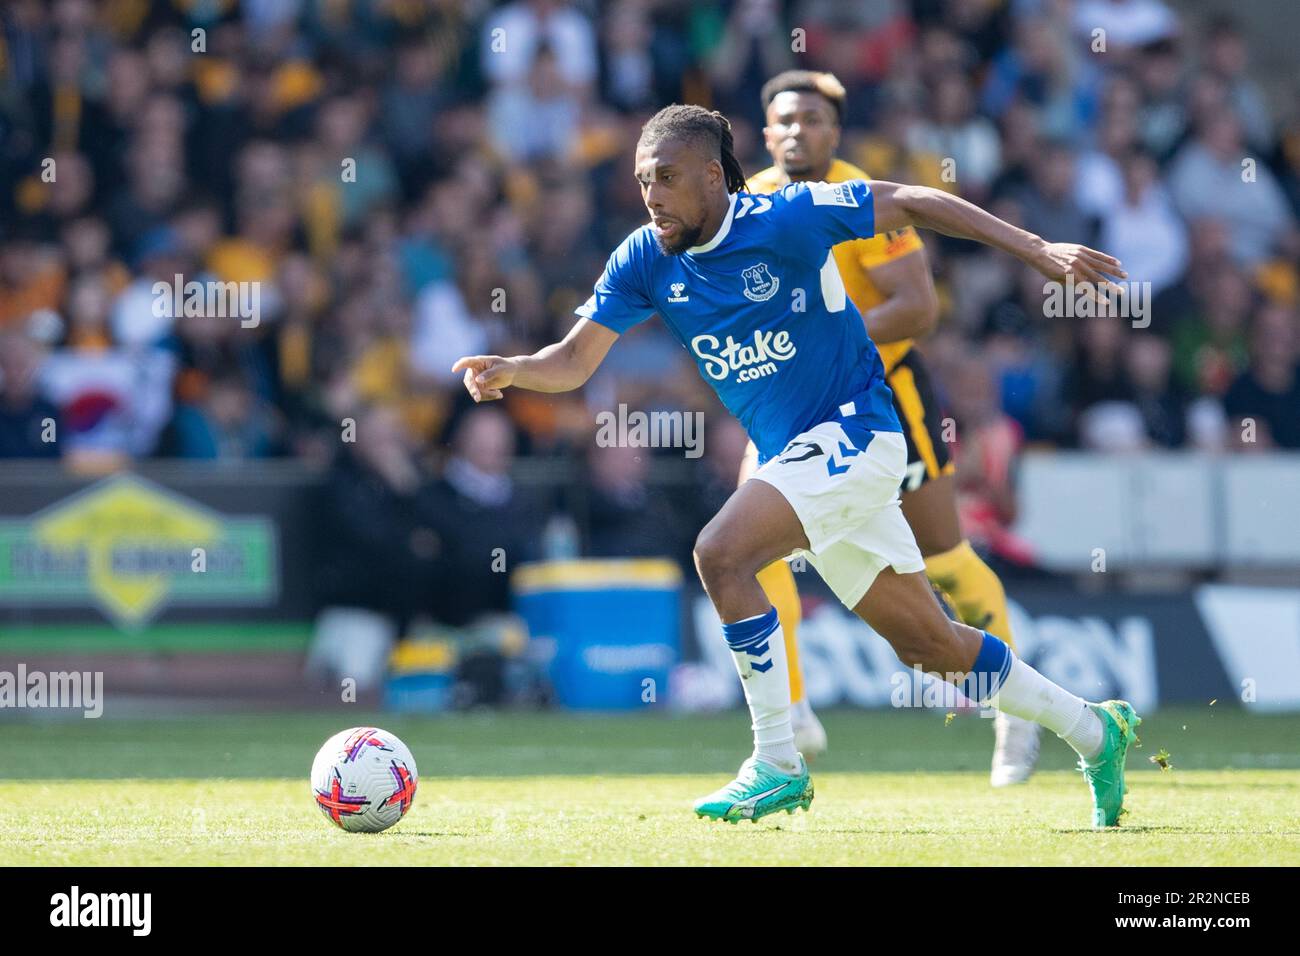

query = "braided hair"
[[638, 105, 747, 193]]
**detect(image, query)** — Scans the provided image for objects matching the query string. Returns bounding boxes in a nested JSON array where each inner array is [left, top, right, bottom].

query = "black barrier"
[[0, 459, 697, 630], [0, 462, 324, 625]]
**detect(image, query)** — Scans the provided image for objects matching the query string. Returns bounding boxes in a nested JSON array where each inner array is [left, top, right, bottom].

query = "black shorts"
[[887, 349, 954, 493]]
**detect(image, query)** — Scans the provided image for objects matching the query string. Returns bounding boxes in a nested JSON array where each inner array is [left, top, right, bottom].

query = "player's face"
[[764, 91, 840, 180], [635, 138, 720, 255]]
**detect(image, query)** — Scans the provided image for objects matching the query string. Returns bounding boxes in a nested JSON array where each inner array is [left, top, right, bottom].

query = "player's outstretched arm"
[[868, 181, 1127, 290], [451, 318, 619, 403]]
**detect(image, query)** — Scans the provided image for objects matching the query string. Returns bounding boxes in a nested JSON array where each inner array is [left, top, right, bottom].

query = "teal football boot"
[[1079, 700, 1142, 828], [694, 755, 813, 824]]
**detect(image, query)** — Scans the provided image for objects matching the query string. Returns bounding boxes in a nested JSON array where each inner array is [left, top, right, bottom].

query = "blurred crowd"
[[2, 0, 1299, 592]]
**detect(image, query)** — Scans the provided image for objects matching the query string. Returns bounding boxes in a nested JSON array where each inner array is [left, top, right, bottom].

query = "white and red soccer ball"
[[311, 727, 418, 833]]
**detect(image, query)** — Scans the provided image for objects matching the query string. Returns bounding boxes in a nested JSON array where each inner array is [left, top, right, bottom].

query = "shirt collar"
[[687, 192, 738, 255]]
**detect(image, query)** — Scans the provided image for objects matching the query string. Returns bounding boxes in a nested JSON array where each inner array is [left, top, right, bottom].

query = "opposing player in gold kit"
[[743, 71, 1041, 785]]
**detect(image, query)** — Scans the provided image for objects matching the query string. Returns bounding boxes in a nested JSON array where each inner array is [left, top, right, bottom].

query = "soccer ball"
[[311, 727, 418, 833]]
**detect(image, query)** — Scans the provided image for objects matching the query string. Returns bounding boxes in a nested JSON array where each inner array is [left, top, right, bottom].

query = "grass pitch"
[[1, 707, 1296, 866]]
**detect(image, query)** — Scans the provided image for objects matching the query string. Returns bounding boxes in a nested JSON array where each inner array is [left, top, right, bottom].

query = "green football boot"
[[1079, 700, 1142, 828], [694, 755, 813, 824]]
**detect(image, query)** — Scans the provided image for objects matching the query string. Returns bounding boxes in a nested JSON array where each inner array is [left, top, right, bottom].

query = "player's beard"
[[781, 156, 815, 179], [654, 219, 704, 256]]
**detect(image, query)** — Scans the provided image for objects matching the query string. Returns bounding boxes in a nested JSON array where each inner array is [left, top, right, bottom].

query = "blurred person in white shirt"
[[1097, 150, 1188, 296]]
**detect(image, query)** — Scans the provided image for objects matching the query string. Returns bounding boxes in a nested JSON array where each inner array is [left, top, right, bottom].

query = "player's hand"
[[451, 355, 516, 402], [1032, 242, 1128, 294]]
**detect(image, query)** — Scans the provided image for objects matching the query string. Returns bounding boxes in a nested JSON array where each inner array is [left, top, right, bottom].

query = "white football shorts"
[[750, 422, 924, 609]]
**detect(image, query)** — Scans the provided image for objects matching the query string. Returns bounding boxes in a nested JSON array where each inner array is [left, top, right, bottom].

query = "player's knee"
[[693, 525, 747, 586], [692, 526, 726, 582]]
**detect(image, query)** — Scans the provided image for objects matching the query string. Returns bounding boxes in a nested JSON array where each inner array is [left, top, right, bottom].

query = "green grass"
[[0, 621, 312, 653], [1, 707, 1297, 865]]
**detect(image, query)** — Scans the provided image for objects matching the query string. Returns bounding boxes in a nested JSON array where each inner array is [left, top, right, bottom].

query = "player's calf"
[[853, 568, 983, 675]]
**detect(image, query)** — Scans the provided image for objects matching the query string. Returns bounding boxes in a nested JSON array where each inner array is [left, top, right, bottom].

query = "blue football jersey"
[[577, 179, 901, 461]]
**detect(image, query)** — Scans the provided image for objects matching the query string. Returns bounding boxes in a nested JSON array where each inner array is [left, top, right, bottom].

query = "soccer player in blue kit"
[[453, 105, 1141, 828]]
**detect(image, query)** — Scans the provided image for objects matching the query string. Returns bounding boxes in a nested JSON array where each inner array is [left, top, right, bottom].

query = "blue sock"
[[959, 631, 1013, 704], [721, 606, 780, 673]]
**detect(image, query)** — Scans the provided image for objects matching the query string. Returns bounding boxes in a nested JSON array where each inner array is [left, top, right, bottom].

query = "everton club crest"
[[741, 262, 780, 302]]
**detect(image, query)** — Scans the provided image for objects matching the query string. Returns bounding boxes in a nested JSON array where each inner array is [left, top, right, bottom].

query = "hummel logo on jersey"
[[742, 262, 780, 302], [667, 281, 689, 303], [691, 329, 797, 382], [733, 195, 772, 218]]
